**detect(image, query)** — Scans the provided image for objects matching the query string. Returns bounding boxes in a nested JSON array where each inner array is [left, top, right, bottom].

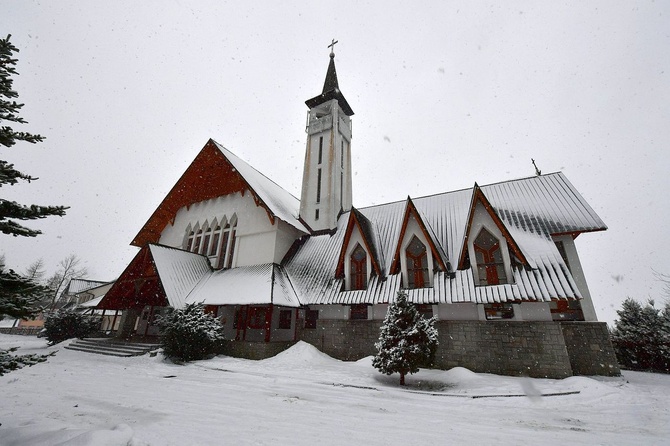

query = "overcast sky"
[[2, 1, 668, 325]]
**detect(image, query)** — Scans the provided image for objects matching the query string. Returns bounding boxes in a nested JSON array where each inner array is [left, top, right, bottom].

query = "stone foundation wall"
[[218, 340, 295, 360], [222, 319, 620, 378], [433, 321, 574, 378], [559, 321, 620, 376], [298, 320, 379, 361]]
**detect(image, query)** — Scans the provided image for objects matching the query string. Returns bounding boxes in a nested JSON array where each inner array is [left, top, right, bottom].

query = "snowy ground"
[[0, 334, 668, 446]]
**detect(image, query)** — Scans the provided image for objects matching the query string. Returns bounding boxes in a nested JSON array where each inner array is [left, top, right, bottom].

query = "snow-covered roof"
[[150, 245, 212, 309], [211, 140, 308, 234], [63, 279, 110, 295], [186, 263, 300, 308], [284, 172, 603, 305], [79, 295, 104, 307]]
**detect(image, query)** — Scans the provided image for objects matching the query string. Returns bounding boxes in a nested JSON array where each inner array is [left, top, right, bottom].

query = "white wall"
[[553, 234, 599, 321], [515, 302, 553, 321], [437, 303, 480, 320], [158, 192, 302, 268]]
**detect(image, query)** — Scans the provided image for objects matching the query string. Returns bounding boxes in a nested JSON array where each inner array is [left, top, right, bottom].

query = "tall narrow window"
[[185, 230, 195, 251], [350, 244, 367, 290], [406, 235, 428, 288], [217, 223, 231, 269], [340, 140, 344, 168], [315, 209, 319, 220], [474, 228, 507, 285], [316, 168, 322, 203], [318, 136, 323, 164], [202, 226, 212, 256], [210, 224, 221, 256], [193, 229, 203, 254], [226, 224, 237, 269]]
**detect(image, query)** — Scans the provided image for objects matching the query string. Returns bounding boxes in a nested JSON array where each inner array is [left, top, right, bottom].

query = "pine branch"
[[0, 159, 36, 185]]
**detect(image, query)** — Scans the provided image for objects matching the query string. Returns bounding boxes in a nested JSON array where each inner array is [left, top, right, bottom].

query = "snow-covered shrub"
[[157, 303, 225, 362], [43, 309, 99, 346], [610, 298, 670, 372], [372, 291, 438, 385], [0, 347, 54, 376]]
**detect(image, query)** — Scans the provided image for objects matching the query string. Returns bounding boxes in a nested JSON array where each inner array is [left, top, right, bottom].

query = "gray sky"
[[2, 1, 669, 325]]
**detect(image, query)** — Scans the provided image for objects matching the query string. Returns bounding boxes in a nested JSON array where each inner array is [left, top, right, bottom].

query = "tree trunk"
[[400, 373, 405, 386]]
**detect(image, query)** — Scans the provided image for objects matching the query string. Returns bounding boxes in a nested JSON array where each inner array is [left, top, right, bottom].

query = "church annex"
[[98, 46, 619, 378]]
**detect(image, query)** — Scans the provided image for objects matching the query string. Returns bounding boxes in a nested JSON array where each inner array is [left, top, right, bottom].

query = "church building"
[[98, 45, 619, 378]]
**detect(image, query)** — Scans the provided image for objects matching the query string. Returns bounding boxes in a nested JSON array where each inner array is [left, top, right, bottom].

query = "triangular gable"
[[99, 244, 211, 310], [132, 139, 306, 247], [98, 245, 167, 310], [457, 184, 528, 269], [335, 208, 383, 278], [389, 197, 449, 275]]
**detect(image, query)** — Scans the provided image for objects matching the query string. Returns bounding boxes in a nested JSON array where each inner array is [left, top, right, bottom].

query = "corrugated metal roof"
[[63, 279, 110, 295], [284, 172, 604, 305], [185, 263, 301, 308], [150, 245, 212, 309], [211, 141, 308, 234]]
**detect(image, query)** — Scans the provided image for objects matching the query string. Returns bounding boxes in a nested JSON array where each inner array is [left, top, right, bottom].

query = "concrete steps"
[[64, 338, 161, 357]]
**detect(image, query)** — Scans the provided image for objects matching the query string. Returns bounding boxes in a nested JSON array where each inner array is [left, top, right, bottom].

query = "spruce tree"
[[158, 303, 226, 362], [1, 34, 68, 236], [372, 291, 438, 385]]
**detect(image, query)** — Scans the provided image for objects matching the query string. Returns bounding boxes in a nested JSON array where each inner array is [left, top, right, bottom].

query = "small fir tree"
[[43, 309, 98, 346], [373, 291, 438, 385], [157, 303, 226, 362]]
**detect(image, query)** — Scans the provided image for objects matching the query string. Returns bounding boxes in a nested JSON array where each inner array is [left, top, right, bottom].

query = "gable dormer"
[[335, 209, 382, 291], [458, 184, 527, 286], [390, 197, 449, 289]]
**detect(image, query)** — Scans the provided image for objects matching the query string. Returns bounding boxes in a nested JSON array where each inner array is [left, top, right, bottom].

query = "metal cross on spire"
[[328, 39, 338, 57]]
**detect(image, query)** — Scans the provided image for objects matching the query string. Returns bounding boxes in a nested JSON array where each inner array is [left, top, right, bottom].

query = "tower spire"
[[300, 44, 355, 232]]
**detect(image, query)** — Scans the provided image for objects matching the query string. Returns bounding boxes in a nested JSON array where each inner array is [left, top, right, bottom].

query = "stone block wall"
[[433, 321, 574, 378], [298, 320, 380, 361], [559, 321, 620, 376], [218, 340, 295, 360]]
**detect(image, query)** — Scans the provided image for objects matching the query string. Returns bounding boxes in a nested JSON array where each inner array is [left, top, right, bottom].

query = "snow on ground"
[[0, 334, 668, 446]]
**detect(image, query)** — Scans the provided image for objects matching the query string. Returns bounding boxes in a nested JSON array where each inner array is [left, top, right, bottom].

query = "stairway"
[[64, 338, 161, 357]]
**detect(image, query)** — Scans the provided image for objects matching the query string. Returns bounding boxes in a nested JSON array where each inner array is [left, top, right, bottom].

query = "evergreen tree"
[[1, 34, 68, 236], [610, 298, 670, 371], [43, 309, 98, 346], [372, 291, 438, 385], [0, 259, 47, 320], [158, 303, 226, 362]]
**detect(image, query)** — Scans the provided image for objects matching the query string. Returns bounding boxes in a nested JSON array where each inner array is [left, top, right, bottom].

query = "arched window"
[[474, 228, 507, 285], [210, 223, 221, 257], [185, 230, 195, 251], [349, 243, 367, 290], [202, 225, 212, 256], [406, 235, 428, 288], [226, 220, 237, 269], [193, 228, 203, 254]]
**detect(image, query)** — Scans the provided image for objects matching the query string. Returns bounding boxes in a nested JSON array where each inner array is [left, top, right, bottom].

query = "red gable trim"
[[98, 245, 168, 310], [389, 197, 448, 275], [457, 184, 528, 270], [335, 210, 382, 278], [132, 139, 276, 247]]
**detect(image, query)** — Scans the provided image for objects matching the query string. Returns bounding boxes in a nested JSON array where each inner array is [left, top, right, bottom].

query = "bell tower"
[[300, 40, 354, 232]]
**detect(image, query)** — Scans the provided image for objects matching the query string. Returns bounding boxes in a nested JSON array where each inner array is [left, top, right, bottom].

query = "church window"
[[406, 235, 428, 288], [247, 306, 267, 329], [185, 230, 195, 251], [315, 209, 319, 220], [473, 228, 507, 285], [318, 136, 323, 164], [217, 223, 230, 268], [202, 226, 212, 256], [226, 224, 237, 269], [350, 304, 368, 320], [305, 309, 318, 329], [193, 229, 203, 254], [349, 244, 367, 290], [278, 310, 292, 329], [340, 140, 344, 168], [316, 168, 322, 203], [210, 224, 221, 256]]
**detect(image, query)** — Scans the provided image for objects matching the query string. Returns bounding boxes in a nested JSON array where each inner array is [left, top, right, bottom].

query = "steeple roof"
[[305, 51, 354, 116]]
